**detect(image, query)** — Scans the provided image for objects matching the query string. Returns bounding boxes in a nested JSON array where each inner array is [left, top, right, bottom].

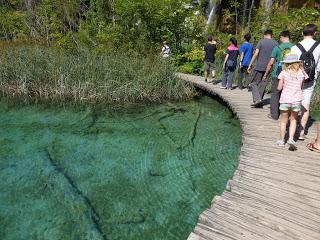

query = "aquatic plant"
[[0, 47, 196, 105]]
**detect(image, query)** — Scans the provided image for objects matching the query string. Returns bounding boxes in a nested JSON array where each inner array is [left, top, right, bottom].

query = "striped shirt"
[[278, 69, 308, 105]]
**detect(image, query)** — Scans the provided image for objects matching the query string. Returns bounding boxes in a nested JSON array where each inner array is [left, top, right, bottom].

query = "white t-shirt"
[[291, 39, 320, 79], [162, 46, 170, 58]]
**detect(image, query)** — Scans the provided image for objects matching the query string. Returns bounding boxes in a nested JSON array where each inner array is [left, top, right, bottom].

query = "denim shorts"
[[279, 103, 301, 112]]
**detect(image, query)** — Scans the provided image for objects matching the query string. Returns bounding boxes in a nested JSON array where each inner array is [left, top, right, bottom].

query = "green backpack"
[[276, 45, 291, 76]]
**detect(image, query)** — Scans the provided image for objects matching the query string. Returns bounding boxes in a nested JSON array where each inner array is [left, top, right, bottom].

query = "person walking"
[[203, 36, 217, 82], [247, 30, 278, 108], [263, 31, 293, 120], [276, 53, 309, 151], [221, 37, 239, 90], [237, 34, 254, 89], [161, 41, 171, 59], [291, 24, 320, 141]]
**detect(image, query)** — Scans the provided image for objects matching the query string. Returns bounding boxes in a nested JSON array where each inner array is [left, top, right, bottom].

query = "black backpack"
[[296, 41, 319, 82]]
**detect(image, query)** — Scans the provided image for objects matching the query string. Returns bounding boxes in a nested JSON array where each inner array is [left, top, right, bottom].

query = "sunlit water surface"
[[0, 96, 241, 240]]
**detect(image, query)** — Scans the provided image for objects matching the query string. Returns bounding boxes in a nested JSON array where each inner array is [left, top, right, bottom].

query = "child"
[[221, 38, 239, 90], [161, 41, 170, 59], [277, 53, 309, 150]]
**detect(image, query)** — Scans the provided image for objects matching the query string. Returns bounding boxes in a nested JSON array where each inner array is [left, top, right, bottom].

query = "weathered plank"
[[179, 73, 320, 240]]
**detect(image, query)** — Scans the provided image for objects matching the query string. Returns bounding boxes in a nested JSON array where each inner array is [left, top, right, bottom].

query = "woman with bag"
[[221, 38, 239, 90]]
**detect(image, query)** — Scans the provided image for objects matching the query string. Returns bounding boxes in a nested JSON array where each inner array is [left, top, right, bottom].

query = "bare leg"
[[300, 103, 310, 138], [280, 110, 289, 142], [211, 70, 216, 79], [289, 111, 298, 141], [204, 70, 208, 81]]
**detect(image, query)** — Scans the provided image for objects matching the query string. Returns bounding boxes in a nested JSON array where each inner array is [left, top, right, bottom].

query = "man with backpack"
[[291, 24, 320, 141], [263, 31, 293, 120]]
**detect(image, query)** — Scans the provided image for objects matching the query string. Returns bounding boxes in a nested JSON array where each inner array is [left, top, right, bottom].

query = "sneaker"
[[251, 100, 263, 108], [220, 86, 227, 89], [276, 140, 285, 147], [288, 139, 297, 151]]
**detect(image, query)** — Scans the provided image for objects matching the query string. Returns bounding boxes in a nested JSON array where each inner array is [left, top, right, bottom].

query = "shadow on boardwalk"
[[179, 73, 320, 240]]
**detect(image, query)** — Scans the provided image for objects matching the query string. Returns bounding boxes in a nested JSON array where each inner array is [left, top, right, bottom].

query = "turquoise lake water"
[[0, 96, 241, 240]]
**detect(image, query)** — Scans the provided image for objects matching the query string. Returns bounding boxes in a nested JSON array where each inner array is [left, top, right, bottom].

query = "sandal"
[[307, 143, 320, 153], [298, 136, 305, 141]]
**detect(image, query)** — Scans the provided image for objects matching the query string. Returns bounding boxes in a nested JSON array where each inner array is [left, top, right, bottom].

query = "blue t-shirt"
[[240, 42, 254, 67]]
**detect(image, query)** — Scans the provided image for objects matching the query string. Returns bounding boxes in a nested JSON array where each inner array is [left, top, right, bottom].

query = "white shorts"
[[302, 81, 316, 106]]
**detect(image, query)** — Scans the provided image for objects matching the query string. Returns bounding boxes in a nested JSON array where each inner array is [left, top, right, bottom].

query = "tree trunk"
[[279, 0, 289, 13], [235, 7, 238, 35], [241, 0, 248, 30], [110, 0, 115, 25], [247, 0, 255, 29]]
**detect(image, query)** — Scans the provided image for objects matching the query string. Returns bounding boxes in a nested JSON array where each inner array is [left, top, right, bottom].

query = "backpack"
[[226, 59, 237, 68], [226, 49, 239, 69], [276, 45, 292, 76], [296, 41, 320, 82]]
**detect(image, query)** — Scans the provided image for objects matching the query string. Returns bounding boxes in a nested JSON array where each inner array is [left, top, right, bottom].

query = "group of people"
[[203, 24, 320, 153]]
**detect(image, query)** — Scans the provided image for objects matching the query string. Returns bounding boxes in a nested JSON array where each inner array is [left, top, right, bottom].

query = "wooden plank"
[[180, 73, 320, 240]]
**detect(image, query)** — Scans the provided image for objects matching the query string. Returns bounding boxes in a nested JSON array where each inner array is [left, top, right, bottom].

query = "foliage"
[[250, 7, 320, 43], [0, 1, 319, 107], [0, 0, 203, 53], [0, 46, 196, 105], [312, 84, 320, 115], [175, 48, 204, 74]]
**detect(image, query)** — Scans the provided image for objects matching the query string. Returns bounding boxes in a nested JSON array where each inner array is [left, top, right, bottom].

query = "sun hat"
[[281, 52, 301, 63]]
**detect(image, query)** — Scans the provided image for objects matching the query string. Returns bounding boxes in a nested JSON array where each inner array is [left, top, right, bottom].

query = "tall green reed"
[[0, 46, 196, 106]]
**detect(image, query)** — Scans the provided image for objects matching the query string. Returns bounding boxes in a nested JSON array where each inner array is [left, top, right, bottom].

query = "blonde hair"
[[285, 62, 303, 72]]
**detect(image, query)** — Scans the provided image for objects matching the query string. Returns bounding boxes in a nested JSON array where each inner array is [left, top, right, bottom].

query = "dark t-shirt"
[[226, 45, 239, 62], [255, 39, 279, 71], [204, 43, 217, 63]]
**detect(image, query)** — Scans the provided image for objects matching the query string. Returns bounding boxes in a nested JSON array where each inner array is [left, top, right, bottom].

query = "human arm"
[[277, 78, 284, 91], [239, 52, 244, 68], [223, 54, 229, 70], [247, 49, 260, 73], [263, 58, 275, 81], [277, 71, 284, 91], [316, 47, 320, 80]]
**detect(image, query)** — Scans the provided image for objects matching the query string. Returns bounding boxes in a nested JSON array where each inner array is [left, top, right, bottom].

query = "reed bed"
[[0, 47, 196, 106]]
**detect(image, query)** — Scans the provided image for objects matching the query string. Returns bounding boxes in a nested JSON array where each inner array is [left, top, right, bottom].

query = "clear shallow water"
[[0, 96, 241, 240]]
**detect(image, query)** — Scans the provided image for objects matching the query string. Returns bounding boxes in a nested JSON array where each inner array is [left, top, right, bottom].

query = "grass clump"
[[0, 46, 196, 106]]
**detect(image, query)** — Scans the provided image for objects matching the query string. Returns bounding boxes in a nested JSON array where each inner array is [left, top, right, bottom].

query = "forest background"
[[0, 0, 320, 108]]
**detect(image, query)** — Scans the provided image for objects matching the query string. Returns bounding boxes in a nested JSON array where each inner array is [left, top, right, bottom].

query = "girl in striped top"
[[277, 53, 309, 150]]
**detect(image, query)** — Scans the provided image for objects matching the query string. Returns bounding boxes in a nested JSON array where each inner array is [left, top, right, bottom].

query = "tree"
[[230, 0, 241, 34]]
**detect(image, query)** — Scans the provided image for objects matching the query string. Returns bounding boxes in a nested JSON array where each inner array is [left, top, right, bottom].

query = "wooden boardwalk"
[[179, 73, 320, 240]]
